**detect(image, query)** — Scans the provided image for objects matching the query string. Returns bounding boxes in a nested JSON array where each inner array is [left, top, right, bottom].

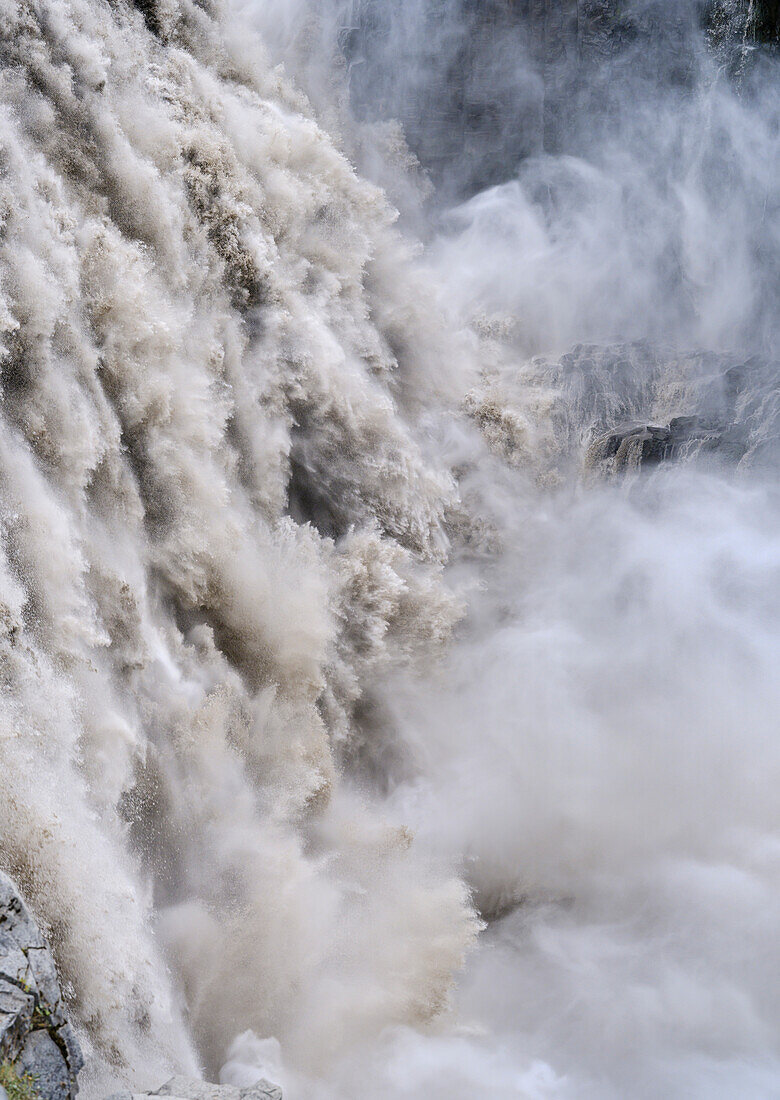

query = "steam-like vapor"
[[0, 0, 777, 1097], [0, 0, 478, 1087]]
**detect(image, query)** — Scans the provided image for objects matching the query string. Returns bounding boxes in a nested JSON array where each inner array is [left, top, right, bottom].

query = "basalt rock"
[[0, 873, 83, 1100]]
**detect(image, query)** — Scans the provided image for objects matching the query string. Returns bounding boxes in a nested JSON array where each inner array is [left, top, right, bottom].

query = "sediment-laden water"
[[0, 1, 777, 1096]]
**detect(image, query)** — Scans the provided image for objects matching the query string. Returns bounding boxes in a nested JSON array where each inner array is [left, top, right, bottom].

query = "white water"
[[0, 0, 778, 1097]]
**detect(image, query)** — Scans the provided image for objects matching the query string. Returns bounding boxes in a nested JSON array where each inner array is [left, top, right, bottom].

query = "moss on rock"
[[0, 1060, 40, 1100]]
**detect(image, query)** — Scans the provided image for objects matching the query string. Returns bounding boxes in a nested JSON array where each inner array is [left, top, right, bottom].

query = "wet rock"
[[0, 872, 83, 1100], [105, 1077, 282, 1100], [588, 414, 751, 472], [155, 1077, 282, 1100], [469, 340, 777, 481], [534, 343, 777, 476]]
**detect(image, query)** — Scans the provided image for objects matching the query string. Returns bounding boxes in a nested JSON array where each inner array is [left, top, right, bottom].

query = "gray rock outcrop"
[[467, 341, 779, 481], [587, 416, 751, 473], [106, 1076, 282, 1100], [581, 349, 779, 476], [0, 872, 83, 1100]]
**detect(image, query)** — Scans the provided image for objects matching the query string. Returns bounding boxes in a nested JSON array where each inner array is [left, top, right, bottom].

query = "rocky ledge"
[[106, 1078, 282, 1100], [586, 415, 751, 473], [0, 873, 83, 1100]]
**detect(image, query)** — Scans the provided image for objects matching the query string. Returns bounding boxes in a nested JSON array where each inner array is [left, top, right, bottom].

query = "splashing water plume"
[[0, 0, 777, 1097]]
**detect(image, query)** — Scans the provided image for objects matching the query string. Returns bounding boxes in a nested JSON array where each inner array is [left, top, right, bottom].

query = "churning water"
[[0, 0, 778, 1097]]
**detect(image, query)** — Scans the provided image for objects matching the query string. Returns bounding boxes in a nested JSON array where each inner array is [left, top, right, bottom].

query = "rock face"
[[587, 416, 751, 473], [342, 0, 778, 199], [0, 873, 83, 1100], [581, 350, 779, 476], [106, 1077, 282, 1100], [467, 341, 779, 481]]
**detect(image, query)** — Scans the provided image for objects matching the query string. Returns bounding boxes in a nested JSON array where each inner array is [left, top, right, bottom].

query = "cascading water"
[[0, 0, 777, 1097]]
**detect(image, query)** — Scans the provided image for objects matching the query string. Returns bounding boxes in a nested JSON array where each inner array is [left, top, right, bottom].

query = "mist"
[[0, 0, 777, 1098], [235, 2, 780, 1096]]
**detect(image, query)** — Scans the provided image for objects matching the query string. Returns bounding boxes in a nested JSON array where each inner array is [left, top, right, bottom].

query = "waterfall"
[[0, 0, 777, 1096]]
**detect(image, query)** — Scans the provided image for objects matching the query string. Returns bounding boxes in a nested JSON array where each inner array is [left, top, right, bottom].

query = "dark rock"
[[0, 872, 82, 1100], [537, 343, 778, 475], [588, 414, 751, 473], [468, 341, 777, 481]]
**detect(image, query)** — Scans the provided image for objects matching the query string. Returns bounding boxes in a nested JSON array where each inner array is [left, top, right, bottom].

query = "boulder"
[[0, 873, 82, 1100]]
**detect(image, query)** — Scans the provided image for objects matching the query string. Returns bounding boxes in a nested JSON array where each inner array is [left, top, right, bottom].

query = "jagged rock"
[[468, 341, 778, 480], [0, 873, 83, 1100], [580, 347, 779, 475], [155, 1076, 282, 1100], [588, 415, 751, 472], [16, 1035, 71, 1100], [104, 1076, 282, 1100]]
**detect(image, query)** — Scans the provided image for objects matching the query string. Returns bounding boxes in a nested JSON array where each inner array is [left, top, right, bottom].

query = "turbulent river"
[[0, 0, 778, 1097]]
